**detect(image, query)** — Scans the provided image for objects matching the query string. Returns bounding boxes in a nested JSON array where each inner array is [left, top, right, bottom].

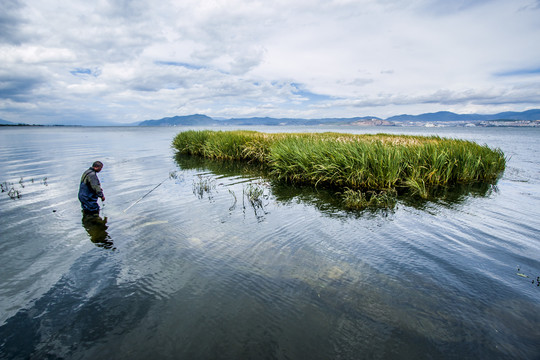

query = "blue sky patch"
[[154, 61, 204, 70], [70, 68, 100, 77], [494, 67, 540, 77], [290, 83, 333, 102]]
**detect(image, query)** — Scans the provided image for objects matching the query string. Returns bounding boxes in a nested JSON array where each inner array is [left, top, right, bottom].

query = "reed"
[[244, 182, 266, 210], [242, 182, 268, 217], [192, 175, 216, 199], [173, 130, 506, 207]]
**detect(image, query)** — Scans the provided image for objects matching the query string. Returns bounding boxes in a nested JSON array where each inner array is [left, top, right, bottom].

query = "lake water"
[[0, 125, 539, 359]]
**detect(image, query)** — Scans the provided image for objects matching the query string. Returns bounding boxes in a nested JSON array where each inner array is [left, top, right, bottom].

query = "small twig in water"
[[8, 187, 21, 199], [228, 189, 237, 211]]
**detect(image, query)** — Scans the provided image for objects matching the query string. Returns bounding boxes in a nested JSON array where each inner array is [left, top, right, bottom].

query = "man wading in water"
[[78, 161, 105, 215], [79, 161, 114, 249]]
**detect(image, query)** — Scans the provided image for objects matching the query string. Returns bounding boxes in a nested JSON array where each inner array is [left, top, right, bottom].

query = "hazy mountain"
[[386, 109, 540, 122], [0, 118, 15, 125], [139, 114, 217, 126], [139, 115, 383, 126], [226, 116, 382, 126], [2, 109, 538, 127], [138, 109, 539, 127], [491, 109, 540, 121], [50, 119, 136, 126]]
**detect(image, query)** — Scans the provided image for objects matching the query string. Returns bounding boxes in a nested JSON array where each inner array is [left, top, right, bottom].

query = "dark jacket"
[[78, 168, 103, 212]]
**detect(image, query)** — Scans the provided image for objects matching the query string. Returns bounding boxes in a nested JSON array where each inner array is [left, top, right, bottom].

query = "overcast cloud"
[[1, 0, 539, 124]]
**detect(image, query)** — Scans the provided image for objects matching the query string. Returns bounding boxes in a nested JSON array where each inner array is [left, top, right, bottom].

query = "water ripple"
[[2, 127, 540, 359]]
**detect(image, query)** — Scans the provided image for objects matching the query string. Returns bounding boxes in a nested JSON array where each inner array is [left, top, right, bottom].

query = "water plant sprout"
[[173, 130, 506, 209], [1, 177, 48, 200], [192, 175, 216, 200]]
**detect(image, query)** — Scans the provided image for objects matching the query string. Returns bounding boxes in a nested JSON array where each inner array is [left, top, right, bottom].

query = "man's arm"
[[87, 172, 104, 199]]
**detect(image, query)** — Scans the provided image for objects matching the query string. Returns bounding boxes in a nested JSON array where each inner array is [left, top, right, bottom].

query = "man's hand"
[[101, 195, 106, 201]]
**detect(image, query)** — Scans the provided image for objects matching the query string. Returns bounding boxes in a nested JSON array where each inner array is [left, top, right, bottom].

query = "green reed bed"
[[173, 130, 506, 209]]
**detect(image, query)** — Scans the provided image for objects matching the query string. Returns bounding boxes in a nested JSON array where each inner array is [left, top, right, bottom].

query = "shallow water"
[[0, 125, 539, 359]]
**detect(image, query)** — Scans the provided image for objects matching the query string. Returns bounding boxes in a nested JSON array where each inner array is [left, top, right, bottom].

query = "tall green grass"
[[173, 130, 506, 208]]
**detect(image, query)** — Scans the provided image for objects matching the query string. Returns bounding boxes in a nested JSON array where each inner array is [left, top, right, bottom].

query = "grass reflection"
[[175, 153, 498, 217]]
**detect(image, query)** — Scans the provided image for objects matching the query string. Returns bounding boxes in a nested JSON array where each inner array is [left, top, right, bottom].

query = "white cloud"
[[0, 0, 539, 124], [0, 45, 76, 63]]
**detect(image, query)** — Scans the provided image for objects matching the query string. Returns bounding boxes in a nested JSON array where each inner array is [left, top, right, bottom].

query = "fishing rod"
[[123, 177, 169, 213]]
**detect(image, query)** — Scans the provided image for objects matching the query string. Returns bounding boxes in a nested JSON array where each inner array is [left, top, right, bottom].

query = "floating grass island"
[[173, 130, 506, 209]]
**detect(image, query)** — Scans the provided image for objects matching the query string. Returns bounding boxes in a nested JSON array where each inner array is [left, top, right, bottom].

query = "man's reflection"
[[81, 212, 114, 249]]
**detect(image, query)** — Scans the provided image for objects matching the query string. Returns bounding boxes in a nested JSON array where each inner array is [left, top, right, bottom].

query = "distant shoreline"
[[0, 124, 81, 127], [2, 120, 540, 128], [2, 114, 540, 128]]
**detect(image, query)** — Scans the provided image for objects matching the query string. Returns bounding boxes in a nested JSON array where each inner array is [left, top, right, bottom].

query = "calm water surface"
[[0, 126, 539, 359]]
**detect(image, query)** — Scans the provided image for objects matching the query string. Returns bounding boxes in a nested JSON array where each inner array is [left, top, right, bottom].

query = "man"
[[78, 161, 105, 214]]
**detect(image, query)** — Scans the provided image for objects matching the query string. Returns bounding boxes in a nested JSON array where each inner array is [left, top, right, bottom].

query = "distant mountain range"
[[1, 109, 539, 127], [138, 109, 540, 126], [138, 114, 385, 126], [385, 109, 540, 123], [0, 118, 15, 125]]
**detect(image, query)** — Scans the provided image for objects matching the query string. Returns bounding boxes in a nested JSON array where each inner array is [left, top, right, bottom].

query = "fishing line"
[[123, 177, 169, 213]]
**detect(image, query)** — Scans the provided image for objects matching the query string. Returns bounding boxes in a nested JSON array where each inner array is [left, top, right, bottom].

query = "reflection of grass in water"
[[176, 152, 269, 178], [341, 188, 397, 210], [173, 130, 506, 209], [177, 154, 499, 217]]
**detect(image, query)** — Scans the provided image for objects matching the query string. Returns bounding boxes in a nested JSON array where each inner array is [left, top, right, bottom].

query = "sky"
[[1, 0, 540, 125]]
